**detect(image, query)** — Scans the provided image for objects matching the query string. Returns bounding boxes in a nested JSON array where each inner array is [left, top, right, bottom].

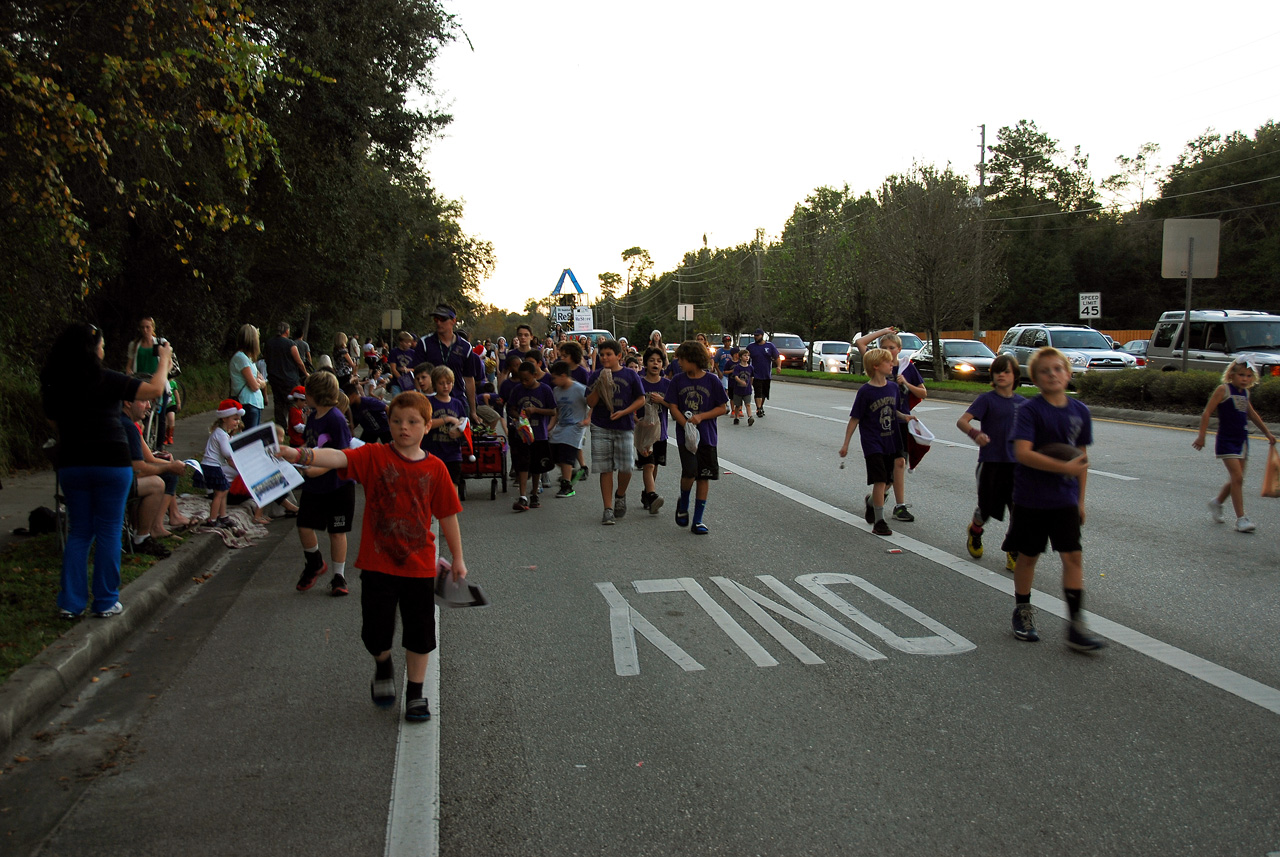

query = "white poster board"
[[552, 305, 572, 324], [572, 306, 594, 331]]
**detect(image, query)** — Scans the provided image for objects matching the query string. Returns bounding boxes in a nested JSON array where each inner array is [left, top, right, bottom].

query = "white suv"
[[998, 323, 1137, 381], [1146, 310, 1280, 377]]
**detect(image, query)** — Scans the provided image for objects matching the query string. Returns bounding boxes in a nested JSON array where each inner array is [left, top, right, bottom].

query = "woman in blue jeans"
[[229, 323, 265, 428], [41, 323, 174, 619]]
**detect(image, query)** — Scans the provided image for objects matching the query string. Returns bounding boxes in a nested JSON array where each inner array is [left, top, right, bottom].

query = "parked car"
[[847, 332, 923, 375], [1145, 310, 1280, 377], [1121, 339, 1148, 367], [998, 323, 1137, 381], [770, 333, 807, 370], [572, 329, 615, 347], [912, 339, 998, 382], [808, 340, 853, 372]]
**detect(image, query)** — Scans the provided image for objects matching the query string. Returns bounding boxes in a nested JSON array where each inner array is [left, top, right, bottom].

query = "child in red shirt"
[[277, 391, 467, 722], [287, 385, 307, 447]]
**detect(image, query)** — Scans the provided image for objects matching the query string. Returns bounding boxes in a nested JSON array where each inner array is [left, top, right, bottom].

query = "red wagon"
[[459, 435, 508, 500]]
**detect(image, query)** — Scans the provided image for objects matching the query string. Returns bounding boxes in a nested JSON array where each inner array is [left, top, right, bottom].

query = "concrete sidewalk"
[[0, 408, 231, 749]]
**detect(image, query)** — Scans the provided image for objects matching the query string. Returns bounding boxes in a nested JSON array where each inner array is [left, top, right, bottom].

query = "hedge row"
[[1075, 368, 1280, 421]]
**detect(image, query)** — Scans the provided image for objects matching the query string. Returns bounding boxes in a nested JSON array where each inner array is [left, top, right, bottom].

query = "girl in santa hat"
[[201, 399, 244, 527]]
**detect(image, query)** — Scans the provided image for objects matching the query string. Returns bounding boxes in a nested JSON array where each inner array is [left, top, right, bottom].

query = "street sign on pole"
[[1162, 219, 1221, 372], [1078, 293, 1101, 321], [677, 304, 694, 321], [381, 309, 402, 331]]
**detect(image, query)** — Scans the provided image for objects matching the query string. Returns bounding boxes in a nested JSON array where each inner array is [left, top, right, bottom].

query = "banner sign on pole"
[[572, 306, 594, 331]]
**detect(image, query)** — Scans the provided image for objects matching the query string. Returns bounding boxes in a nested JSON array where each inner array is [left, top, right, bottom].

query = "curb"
[[0, 533, 227, 749]]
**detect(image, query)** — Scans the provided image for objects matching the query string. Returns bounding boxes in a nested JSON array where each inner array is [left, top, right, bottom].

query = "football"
[[1036, 442, 1084, 461]]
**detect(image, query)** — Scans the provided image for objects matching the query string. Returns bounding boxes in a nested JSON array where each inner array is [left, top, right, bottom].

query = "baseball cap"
[[430, 304, 457, 320], [754, 328, 764, 336]]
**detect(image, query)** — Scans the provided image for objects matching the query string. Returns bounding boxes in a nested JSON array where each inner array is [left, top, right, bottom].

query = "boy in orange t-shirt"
[[277, 391, 466, 722]]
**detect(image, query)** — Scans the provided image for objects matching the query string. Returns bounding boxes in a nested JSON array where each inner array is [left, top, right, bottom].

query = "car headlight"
[[1069, 354, 1088, 367], [953, 362, 975, 373]]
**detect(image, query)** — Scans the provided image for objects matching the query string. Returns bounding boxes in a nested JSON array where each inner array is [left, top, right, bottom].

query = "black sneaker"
[[733, 418, 740, 425], [405, 697, 431, 722], [581, 464, 589, 480], [134, 537, 171, 558], [639, 491, 652, 510], [1067, 621, 1107, 653], [296, 559, 327, 592], [529, 492, 541, 509], [648, 494, 664, 515], [555, 479, 575, 498], [892, 504, 915, 523], [871, 519, 893, 536], [329, 573, 349, 597], [613, 493, 626, 518], [863, 495, 875, 525], [1012, 604, 1039, 642], [512, 496, 529, 513]]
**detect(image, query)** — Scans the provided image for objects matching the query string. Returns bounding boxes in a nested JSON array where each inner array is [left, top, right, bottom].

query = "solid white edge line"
[[384, 611, 442, 857], [720, 453, 1280, 717]]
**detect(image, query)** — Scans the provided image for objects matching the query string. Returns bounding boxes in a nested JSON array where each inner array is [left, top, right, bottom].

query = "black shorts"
[[359, 570, 437, 656], [864, 451, 902, 486], [677, 443, 719, 480], [442, 459, 462, 485], [510, 436, 553, 474], [296, 481, 356, 533], [636, 443, 667, 468], [551, 442, 579, 466], [1006, 504, 1082, 556], [976, 462, 1015, 521], [752, 378, 771, 400]]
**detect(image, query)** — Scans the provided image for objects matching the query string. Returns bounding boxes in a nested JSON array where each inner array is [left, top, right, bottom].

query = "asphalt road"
[[3, 380, 1278, 856]]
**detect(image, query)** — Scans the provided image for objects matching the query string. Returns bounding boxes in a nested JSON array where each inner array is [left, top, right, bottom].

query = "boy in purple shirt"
[[586, 340, 646, 525], [955, 354, 1025, 568], [729, 348, 754, 425], [295, 371, 356, 596], [1005, 347, 1104, 652], [662, 341, 729, 534], [425, 366, 469, 497], [637, 347, 671, 515], [556, 340, 592, 480], [506, 361, 556, 511], [838, 348, 915, 537]]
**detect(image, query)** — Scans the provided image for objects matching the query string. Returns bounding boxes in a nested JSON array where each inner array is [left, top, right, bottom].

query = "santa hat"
[[288, 385, 307, 401], [216, 399, 246, 419]]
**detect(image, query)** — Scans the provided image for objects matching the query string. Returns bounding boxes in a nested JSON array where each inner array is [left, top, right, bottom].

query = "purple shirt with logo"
[[424, 395, 467, 461], [849, 381, 901, 457], [1011, 395, 1092, 508], [966, 391, 1026, 464], [588, 367, 645, 431], [506, 382, 556, 441], [668, 371, 729, 447]]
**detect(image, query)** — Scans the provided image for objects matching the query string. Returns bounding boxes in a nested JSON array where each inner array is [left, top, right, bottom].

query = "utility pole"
[[754, 227, 764, 332], [678, 268, 685, 341], [974, 124, 986, 342]]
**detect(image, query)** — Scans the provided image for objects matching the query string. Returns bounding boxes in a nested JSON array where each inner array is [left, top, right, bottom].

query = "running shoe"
[[58, 608, 82, 620], [329, 573, 349, 597], [1066, 621, 1107, 653], [92, 602, 124, 619], [512, 496, 529, 513], [1005, 551, 1018, 572], [296, 559, 327, 592], [602, 508, 616, 526], [863, 495, 875, 525], [892, 505, 915, 523], [613, 493, 626, 518], [1236, 516, 1256, 533], [556, 479, 575, 499], [871, 519, 892, 536], [966, 524, 984, 559], [371, 665, 396, 709], [1207, 499, 1224, 524], [649, 494, 664, 515], [1012, 603, 1039, 642], [529, 492, 541, 509], [747, 416, 755, 426]]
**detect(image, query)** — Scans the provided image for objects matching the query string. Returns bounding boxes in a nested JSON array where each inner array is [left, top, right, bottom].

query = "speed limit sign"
[[1078, 292, 1101, 319]]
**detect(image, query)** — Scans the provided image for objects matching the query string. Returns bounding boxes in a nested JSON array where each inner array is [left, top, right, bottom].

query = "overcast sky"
[[423, 1, 1279, 314]]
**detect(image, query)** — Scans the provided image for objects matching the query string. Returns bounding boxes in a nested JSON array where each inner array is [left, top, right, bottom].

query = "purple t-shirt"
[[849, 381, 901, 457], [570, 365, 591, 386], [588, 367, 646, 431], [668, 371, 729, 447], [302, 406, 353, 493], [506, 382, 556, 441], [1011, 395, 1092, 509], [729, 363, 753, 398], [965, 391, 1026, 464], [641, 375, 671, 440], [892, 361, 925, 412], [496, 377, 521, 417], [388, 347, 417, 391], [424, 395, 467, 461], [746, 341, 779, 380]]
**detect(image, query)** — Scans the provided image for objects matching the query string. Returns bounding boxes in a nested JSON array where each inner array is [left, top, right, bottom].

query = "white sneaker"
[[1207, 500, 1224, 524], [1236, 516, 1256, 533]]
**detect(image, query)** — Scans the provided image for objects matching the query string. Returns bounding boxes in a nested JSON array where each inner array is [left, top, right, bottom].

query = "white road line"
[[384, 612, 441, 857], [769, 405, 1137, 480], [720, 454, 1280, 718]]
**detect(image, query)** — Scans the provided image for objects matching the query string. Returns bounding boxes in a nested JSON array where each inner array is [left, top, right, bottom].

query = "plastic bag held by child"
[[516, 410, 534, 444], [593, 368, 616, 412], [683, 411, 700, 454], [634, 401, 661, 455], [1263, 445, 1280, 498]]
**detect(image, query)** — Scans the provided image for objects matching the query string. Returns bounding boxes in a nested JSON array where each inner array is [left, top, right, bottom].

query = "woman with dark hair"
[[230, 323, 265, 428], [42, 323, 173, 619]]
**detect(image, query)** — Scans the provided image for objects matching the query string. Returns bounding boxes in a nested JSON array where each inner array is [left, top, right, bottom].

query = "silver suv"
[[998, 323, 1137, 381], [1146, 310, 1280, 376]]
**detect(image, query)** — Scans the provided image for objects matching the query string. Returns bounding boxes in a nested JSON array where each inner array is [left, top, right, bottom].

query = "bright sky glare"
[[424, 1, 1280, 314]]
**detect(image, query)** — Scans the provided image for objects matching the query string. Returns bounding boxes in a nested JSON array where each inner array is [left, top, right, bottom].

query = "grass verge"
[[777, 368, 993, 396]]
